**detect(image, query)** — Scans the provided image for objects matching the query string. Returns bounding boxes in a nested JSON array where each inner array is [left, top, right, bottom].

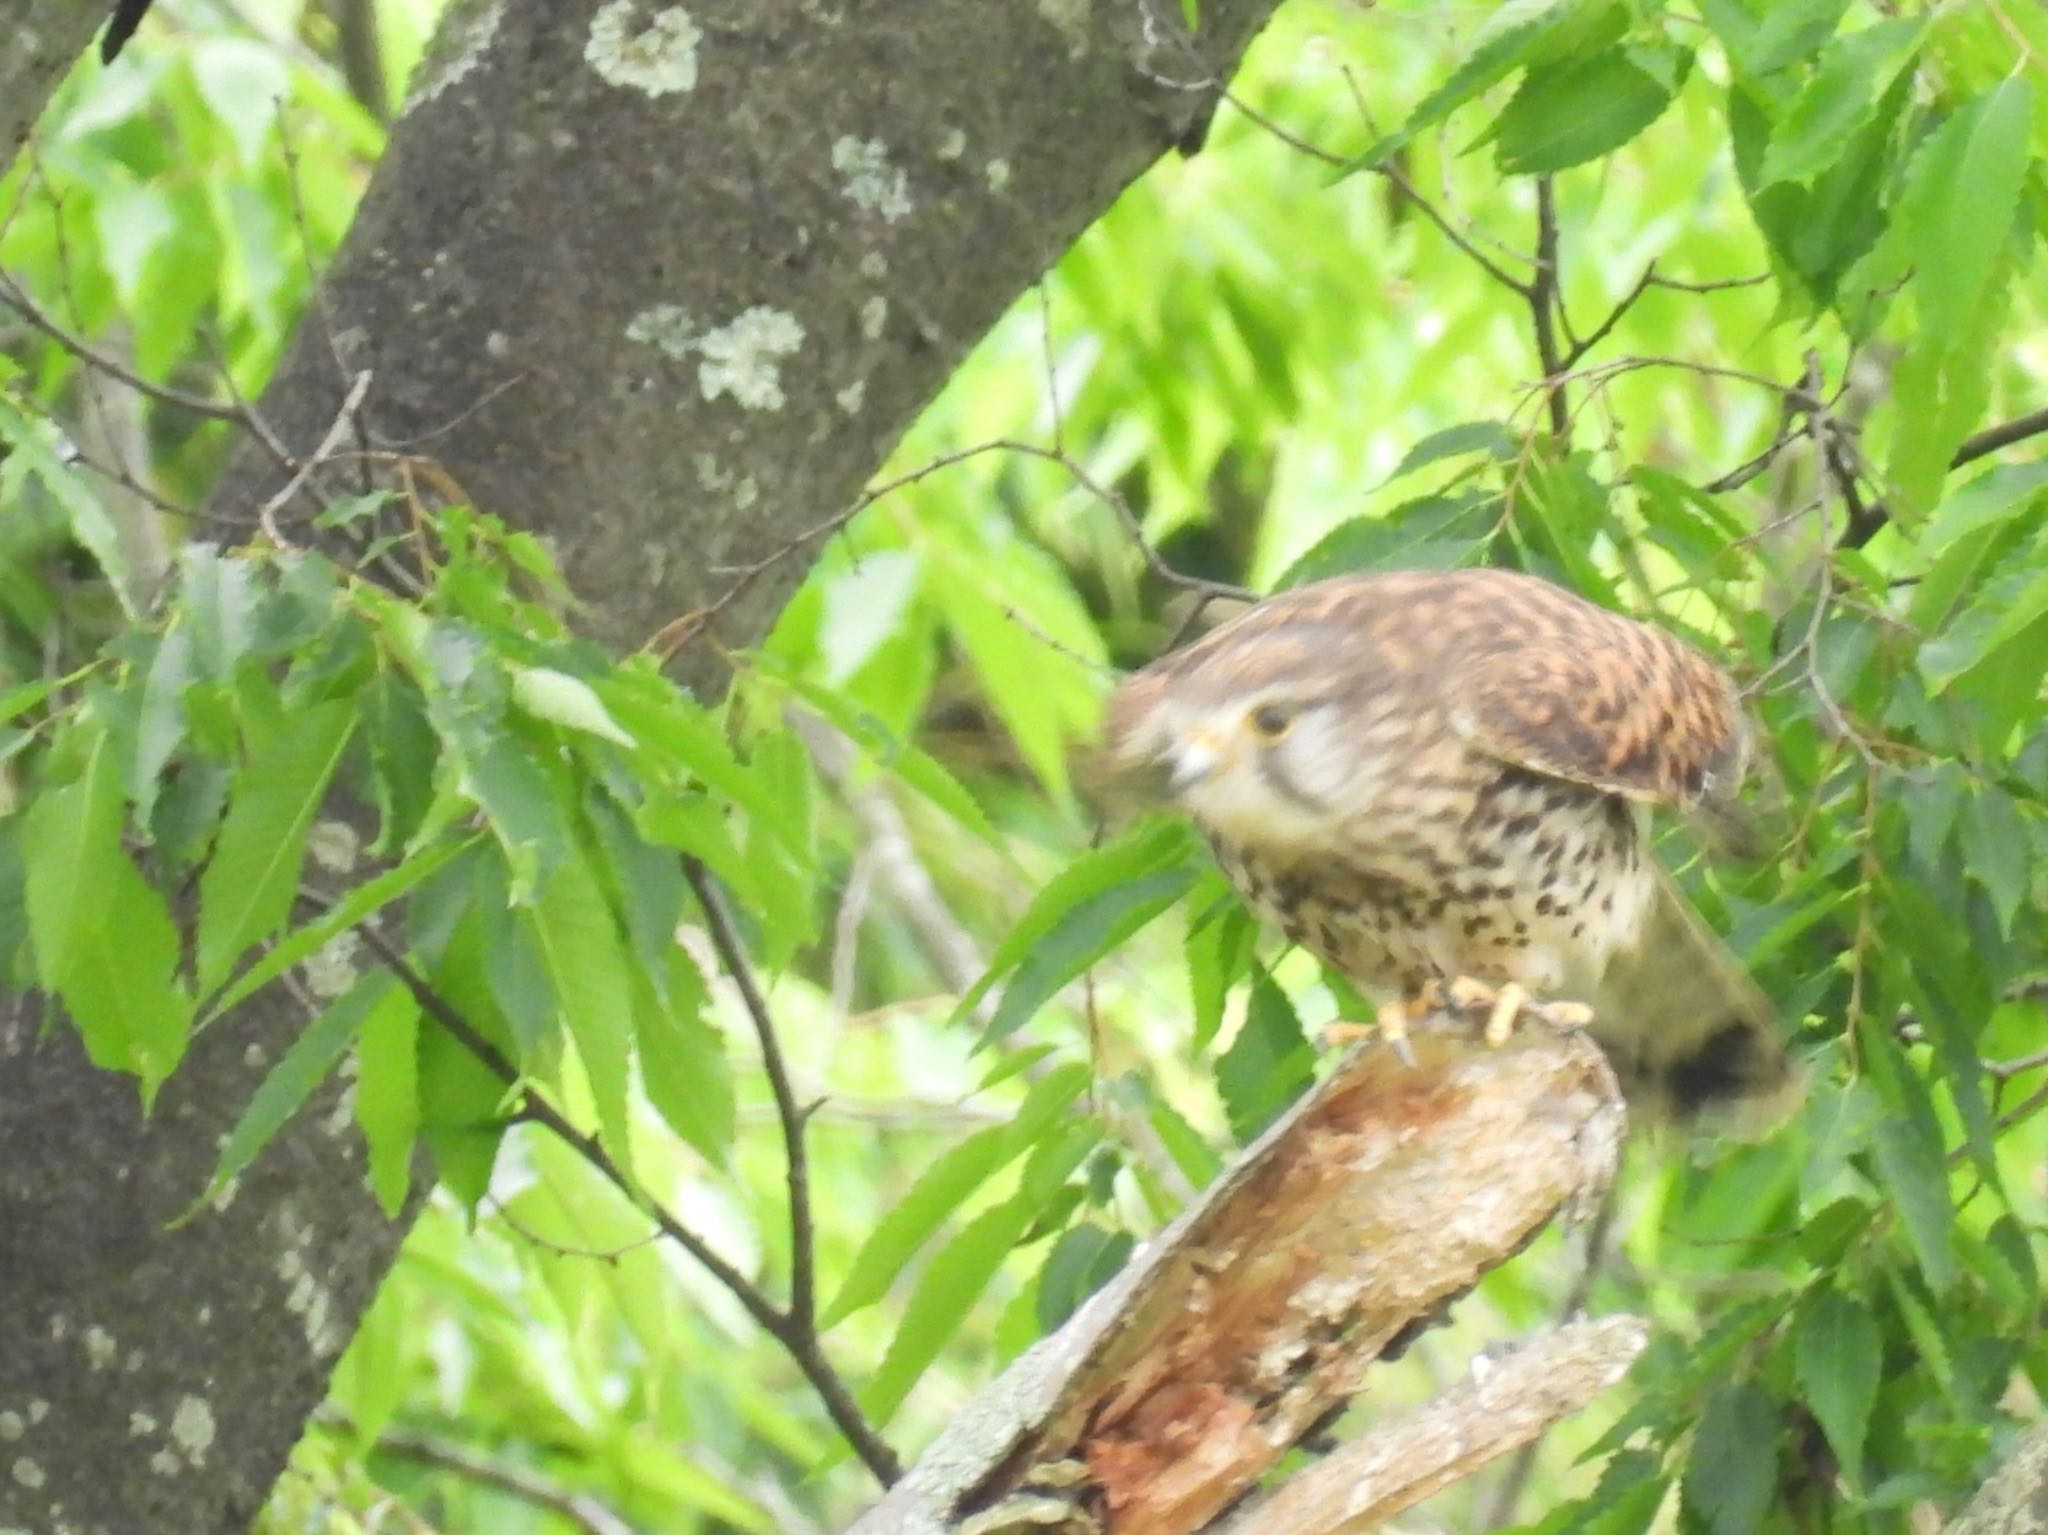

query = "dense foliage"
[[3, 0, 2047, 1531]]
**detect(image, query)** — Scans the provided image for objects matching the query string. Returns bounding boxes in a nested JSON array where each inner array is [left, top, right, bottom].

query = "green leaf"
[[529, 846, 636, 1172], [1918, 525, 2048, 689], [1279, 494, 1496, 588], [22, 736, 123, 985], [1377, 421, 1517, 487], [129, 624, 196, 830], [200, 834, 480, 1023], [191, 974, 392, 1216], [354, 981, 422, 1218], [637, 947, 733, 1165], [180, 543, 260, 681], [1682, 1383, 1779, 1535], [1917, 461, 2048, 557], [457, 727, 569, 904], [1186, 886, 1255, 1053], [957, 819, 1199, 1025], [1035, 1222, 1134, 1333], [509, 665, 635, 747], [196, 700, 357, 992], [1793, 1291, 1881, 1486], [1215, 967, 1315, 1142], [822, 1062, 1091, 1328], [1491, 45, 1685, 175], [1903, 79, 2034, 357], [0, 395, 137, 616], [860, 1122, 1095, 1426], [983, 863, 1197, 1046], [1860, 1020, 1956, 1292], [1756, 19, 1924, 187], [1346, 1, 1577, 172]]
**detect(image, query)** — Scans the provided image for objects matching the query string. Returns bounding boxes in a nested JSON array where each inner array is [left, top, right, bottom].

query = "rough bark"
[[0, 0, 105, 166], [0, 3, 1283, 1531], [846, 1025, 1628, 1535], [1945, 1420, 2048, 1535]]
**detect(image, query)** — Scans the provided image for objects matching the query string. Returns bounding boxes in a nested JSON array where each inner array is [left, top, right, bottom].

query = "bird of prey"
[[1100, 567, 1797, 1126]]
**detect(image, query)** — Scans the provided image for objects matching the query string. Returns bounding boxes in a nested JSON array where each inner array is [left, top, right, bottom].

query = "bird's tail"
[[1589, 865, 1801, 1134]]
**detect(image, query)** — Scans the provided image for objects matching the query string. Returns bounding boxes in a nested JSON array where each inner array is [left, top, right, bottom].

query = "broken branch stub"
[[846, 1019, 1627, 1535]]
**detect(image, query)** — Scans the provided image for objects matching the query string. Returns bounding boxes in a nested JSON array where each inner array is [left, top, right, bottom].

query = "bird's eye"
[[1250, 704, 1294, 738]]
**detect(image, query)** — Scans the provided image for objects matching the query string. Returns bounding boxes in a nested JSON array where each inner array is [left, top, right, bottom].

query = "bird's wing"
[[1448, 585, 1752, 817]]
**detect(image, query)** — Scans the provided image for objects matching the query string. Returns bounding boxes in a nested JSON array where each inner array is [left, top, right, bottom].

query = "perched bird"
[[1100, 567, 1797, 1127]]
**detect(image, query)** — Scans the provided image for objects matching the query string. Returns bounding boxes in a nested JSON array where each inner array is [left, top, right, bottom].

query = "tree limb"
[[1943, 1416, 2048, 1535], [846, 1023, 1626, 1535], [1216, 1316, 1648, 1535]]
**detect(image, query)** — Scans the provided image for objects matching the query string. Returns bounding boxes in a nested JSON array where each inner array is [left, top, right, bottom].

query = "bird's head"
[[1094, 669, 1352, 848]]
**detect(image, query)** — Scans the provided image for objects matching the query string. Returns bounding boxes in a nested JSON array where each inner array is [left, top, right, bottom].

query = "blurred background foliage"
[[4, 0, 2048, 1532]]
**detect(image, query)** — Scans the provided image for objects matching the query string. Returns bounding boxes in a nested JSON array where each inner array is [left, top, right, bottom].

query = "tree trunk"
[[0, 3, 1282, 1531], [1, 0, 105, 164], [1944, 1420, 2048, 1535]]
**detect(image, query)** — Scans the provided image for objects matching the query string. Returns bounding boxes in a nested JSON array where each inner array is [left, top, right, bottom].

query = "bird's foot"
[[1443, 976, 1593, 1046], [1322, 983, 1441, 1066]]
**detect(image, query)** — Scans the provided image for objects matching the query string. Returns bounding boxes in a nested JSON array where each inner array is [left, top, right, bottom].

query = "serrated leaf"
[[1216, 967, 1315, 1142], [1961, 787, 2030, 936], [22, 737, 123, 985], [200, 835, 478, 1023], [1756, 19, 1923, 187], [529, 846, 637, 1173], [179, 543, 260, 681], [1346, 2, 1576, 172], [1035, 1222, 1134, 1334], [1860, 1021, 1956, 1292], [1491, 45, 1685, 175], [354, 981, 422, 1217], [1918, 461, 2048, 557], [191, 974, 391, 1217], [1793, 1291, 1880, 1485], [196, 700, 357, 992], [456, 727, 569, 904], [129, 624, 196, 831], [509, 665, 635, 747], [637, 947, 733, 1165], [982, 863, 1196, 1046], [1377, 421, 1517, 487], [1918, 525, 2048, 689], [1186, 886, 1255, 1053], [860, 1123, 1095, 1426], [0, 395, 137, 616], [1682, 1383, 1778, 1535], [957, 819, 1198, 1025], [1904, 79, 2034, 356], [822, 1062, 1091, 1328], [1279, 494, 1497, 588]]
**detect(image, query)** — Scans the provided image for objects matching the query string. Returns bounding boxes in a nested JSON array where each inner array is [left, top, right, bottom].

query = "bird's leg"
[[1324, 980, 1441, 1065], [1445, 975, 1594, 1045]]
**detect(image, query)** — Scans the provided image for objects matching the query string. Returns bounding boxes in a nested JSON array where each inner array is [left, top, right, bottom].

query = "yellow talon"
[[1374, 999, 1418, 1067], [1483, 981, 1528, 1047]]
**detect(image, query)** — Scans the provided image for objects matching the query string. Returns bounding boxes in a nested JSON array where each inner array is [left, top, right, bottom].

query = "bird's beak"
[[1167, 732, 1225, 793]]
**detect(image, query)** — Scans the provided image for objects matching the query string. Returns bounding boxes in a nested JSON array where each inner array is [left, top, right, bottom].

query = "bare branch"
[[1218, 1316, 1649, 1535], [362, 1425, 641, 1535], [683, 861, 819, 1330], [253, 368, 374, 548], [1530, 177, 1569, 441], [0, 272, 249, 424], [1951, 404, 2048, 469]]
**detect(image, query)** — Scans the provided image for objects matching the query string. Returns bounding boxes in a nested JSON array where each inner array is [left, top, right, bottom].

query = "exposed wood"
[[1216, 1316, 1649, 1535], [847, 1020, 1626, 1535]]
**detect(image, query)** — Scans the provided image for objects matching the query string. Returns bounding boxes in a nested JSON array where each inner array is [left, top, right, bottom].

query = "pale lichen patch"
[[129, 1412, 158, 1437], [83, 1326, 117, 1370], [25, 1404, 46, 1427], [626, 303, 698, 361], [695, 307, 805, 411], [149, 1448, 182, 1478], [585, 1, 701, 97], [832, 137, 913, 223], [859, 252, 889, 280], [985, 158, 1012, 192], [169, 1398, 216, 1467], [836, 380, 866, 415], [860, 295, 888, 341], [306, 820, 360, 874], [302, 931, 364, 1001], [0, 1412, 21, 1442], [407, 0, 504, 107], [9, 1459, 44, 1490]]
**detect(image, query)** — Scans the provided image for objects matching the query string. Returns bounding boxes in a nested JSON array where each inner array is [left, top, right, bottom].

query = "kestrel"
[[1101, 567, 1797, 1124]]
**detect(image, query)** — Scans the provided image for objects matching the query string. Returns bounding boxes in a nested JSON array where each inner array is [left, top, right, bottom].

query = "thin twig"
[[252, 369, 374, 547], [683, 860, 819, 1330], [0, 274, 246, 424], [1952, 405, 2048, 469], [367, 1427, 641, 1535], [1560, 262, 1657, 370], [1530, 177, 1569, 441], [350, 922, 904, 1486]]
